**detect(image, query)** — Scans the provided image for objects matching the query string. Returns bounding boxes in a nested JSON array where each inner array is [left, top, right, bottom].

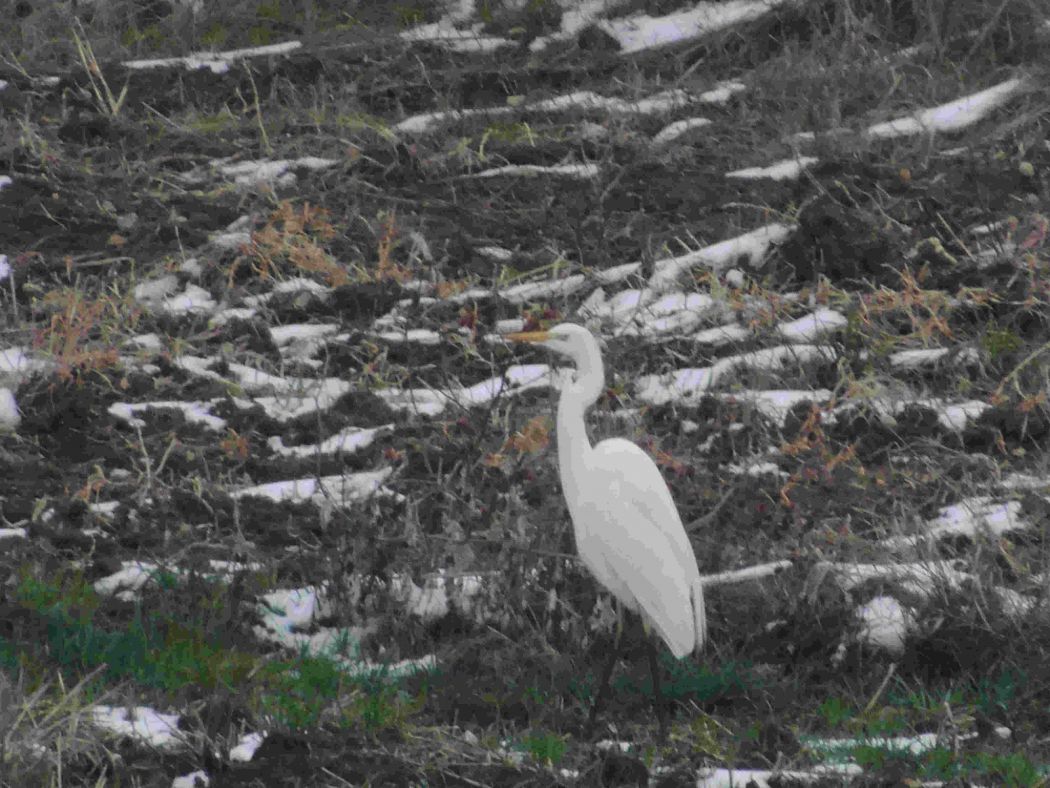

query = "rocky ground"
[[1, 0, 1050, 785]]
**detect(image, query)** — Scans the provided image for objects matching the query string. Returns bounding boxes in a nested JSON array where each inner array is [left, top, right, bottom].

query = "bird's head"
[[505, 323, 606, 399], [506, 323, 606, 406], [505, 322, 598, 366]]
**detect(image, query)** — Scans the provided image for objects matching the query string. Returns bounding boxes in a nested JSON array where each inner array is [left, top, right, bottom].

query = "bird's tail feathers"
[[691, 581, 707, 652]]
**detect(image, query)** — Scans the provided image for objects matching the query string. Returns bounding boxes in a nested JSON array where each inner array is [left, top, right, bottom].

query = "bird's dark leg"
[[586, 600, 622, 736], [646, 636, 669, 743]]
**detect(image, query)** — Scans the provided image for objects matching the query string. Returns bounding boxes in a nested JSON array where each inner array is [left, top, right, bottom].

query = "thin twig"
[[243, 62, 272, 155], [686, 482, 738, 532], [864, 662, 897, 713]]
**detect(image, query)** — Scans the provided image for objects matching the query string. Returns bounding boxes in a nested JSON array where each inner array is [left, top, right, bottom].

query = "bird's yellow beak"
[[505, 331, 551, 343]]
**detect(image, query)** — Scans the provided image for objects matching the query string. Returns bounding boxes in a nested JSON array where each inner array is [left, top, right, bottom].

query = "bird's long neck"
[[557, 346, 605, 487]]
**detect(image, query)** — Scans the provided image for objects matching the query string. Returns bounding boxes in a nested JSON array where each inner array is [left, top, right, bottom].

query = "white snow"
[[255, 586, 434, 678], [160, 284, 217, 315], [371, 326, 443, 346], [390, 571, 490, 622], [376, 365, 569, 417], [528, 89, 691, 114], [242, 276, 331, 306], [0, 388, 20, 432], [529, 0, 618, 50], [583, 289, 724, 336], [807, 732, 975, 759], [475, 245, 514, 262], [697, 765, 862, 787], [650, 223, 794, 288], [374, 387, 449, 418], [208, 307, 258, 327], [856, 595, 912, 655], [653, 117, 712, 144], [692, 323, 750, 346], [396, 88, 697, 134], [267, 425, 390, 458], [230, 732, 266, 762], [400, 20, 513, 53], [108, 400, 228, 431], [889, 346, 979, 369], [931, 399, 989, 430], [258, 586, 329, 631], [172, 771, 210, 788], [776, 308, 847, 342], [818, 558, 1035, 618], [698, 80, 748, 104], [819, 559, 970, 595], [867, 77, 1028, 140], [209, 230, 253, 251], [468, 163, 600, 180], [600, 0, 791, 54], [593, 261, 643, 284], [229, 468, 396, 505], [89, 706, 182, 749], [0, 347, 50, 383], [502, 274, 588, 304], [726, 156, 819, 182], [636, 344, 836, 404], [581, 287, 648, 322], [94, 561, 167, 600], [880, 497, 1027, 549], [718, 388, 833, 423], [124, 41, 301, 73], [269, 322, 341, 347], [176, 355, 350, 399], [133, 274, 180, 305], [126, 333, 164, 351], [218, 157, 338, 188], [826, 395, 989, 433], [1001, 473, 1050, 491]]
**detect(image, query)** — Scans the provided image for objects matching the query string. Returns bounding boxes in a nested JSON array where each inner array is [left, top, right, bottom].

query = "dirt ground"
[[2, 0, 1050, 785]]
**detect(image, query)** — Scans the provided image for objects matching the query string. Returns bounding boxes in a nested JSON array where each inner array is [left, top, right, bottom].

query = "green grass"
[[256, 658, 423, 732], [521, 730, 568, 765], [13, 573, 255, 692], [5, 572, 425, 733]]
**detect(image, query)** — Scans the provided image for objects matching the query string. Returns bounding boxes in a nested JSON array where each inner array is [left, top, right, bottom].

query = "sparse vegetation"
[[0, 0, 1048, 783]]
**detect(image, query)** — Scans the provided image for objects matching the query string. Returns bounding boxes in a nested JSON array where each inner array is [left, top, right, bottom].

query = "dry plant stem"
[[7, 271, 17, 323], [687, 482, 739, 532], [962, 0, 1013, 63], [243, 63, 272, 155], [998, 339, 1050, 397], [70, 20, 127, 117], [153, 433, 178, 479], [864, 662, 897, 714], [135, 424, 153, 493]]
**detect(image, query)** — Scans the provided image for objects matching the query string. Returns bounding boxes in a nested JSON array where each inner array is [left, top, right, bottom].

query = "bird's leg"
[[646, 635, 669, 743], [586, 599, 622, 736]]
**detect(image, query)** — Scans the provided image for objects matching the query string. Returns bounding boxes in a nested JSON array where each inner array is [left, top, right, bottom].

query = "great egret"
[[506, 323, 706, 738]]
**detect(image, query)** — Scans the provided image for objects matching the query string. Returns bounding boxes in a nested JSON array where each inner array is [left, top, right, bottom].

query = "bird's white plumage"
[[507, 323, 706, 659], [573, 438, 706, 657]]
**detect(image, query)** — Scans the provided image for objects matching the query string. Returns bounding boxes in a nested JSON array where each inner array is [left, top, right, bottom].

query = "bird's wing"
[[576, 437, 706, 657]]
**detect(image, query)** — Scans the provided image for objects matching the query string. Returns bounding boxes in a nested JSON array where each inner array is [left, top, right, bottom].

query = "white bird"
[[506, 323, 706, 738]]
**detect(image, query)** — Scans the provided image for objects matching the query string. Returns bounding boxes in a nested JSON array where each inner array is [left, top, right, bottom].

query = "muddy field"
[[2, 0, 1050, 785]]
